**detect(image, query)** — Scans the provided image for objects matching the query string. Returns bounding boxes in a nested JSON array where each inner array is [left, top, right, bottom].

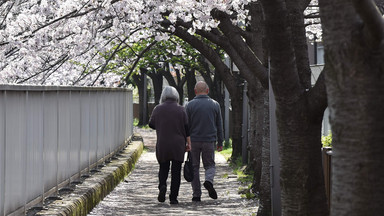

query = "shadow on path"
[[88, 127, 258, 216]]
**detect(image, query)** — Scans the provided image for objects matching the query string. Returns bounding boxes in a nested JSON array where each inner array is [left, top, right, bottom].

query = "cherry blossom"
[[0, 0, 322, 86]]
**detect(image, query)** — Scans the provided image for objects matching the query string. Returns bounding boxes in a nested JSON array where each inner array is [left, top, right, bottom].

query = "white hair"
[[160, 86, 179, 103]]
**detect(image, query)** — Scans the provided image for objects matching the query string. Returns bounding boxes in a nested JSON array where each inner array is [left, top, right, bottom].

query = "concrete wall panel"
[[0, 91, 5, 216], [0, 86, 132, 214], [4, 92, 26, 214]]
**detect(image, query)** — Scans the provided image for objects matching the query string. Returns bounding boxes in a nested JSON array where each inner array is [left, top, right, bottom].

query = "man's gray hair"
[[160, 86, 179, 103]]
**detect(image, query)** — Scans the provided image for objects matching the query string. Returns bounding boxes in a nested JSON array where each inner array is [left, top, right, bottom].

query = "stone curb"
[[35, 134, 144, 216]]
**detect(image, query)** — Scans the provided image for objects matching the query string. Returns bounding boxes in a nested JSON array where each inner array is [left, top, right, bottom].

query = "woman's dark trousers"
[[158, 160, 182, 201]]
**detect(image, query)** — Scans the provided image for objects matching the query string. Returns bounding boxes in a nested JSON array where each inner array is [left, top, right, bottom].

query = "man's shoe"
[[203, 181, 217, 199], [158, 185, 166, 202], [192, 197, 201, 202], [170, 199, 179, 204]]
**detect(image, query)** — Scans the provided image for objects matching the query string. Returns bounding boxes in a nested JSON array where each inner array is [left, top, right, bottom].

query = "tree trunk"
[[199, 60, 224, 104], [230, 89, 243, 159], [204, 71, 225, 112], [185, 68, 196, 101], [147, 67, 163, 105], [162, 66, 185, 105], [247, 81, 264, 195], [247, 100, 258, 172], [320, 0, 384, 214], [258, 89, 271, 216], [174, 68, 185, 104], [210, 72, 224, 106], [261, 0, 329, 214], [276, 99, 328, 215], [176, 85, 184, 105], [132, 72, 148, 126]]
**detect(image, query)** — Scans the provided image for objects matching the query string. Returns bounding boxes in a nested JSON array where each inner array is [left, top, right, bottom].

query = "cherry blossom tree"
[[0, 0, 151, 86], [156, 1, 328, 215], [320, 0, 384, 215], [0, 0, 331, 215]]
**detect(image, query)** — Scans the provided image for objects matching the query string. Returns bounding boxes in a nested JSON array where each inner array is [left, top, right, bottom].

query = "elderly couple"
[[148, 81, 224, 205]]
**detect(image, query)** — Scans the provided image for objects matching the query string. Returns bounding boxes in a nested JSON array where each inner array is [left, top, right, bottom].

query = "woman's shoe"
[[158, 185, 166, 202], [192, 197, 201, 202]]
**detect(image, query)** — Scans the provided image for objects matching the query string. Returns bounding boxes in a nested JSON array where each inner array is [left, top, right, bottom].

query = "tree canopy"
[[0, 0, 320, 86], [8, 1, 380, 216]]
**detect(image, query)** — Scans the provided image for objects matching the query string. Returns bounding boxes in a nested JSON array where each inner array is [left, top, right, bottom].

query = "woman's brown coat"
[[149, 99, 189, 163]]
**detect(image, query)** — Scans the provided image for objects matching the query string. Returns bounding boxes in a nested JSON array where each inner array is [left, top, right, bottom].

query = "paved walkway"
[[88, 128, 258, 216]]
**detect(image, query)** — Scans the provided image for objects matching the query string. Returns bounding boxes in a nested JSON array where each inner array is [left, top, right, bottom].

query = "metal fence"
[[0, 85, 133, 216]]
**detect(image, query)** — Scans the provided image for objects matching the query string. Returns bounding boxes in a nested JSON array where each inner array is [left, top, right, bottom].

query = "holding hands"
[[217, 146, 223, 152], [185, 136, 192, 152], [186, 144, 191, 152]]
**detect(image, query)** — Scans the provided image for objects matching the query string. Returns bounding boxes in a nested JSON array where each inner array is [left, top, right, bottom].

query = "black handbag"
[[183, 152, 194, 182]]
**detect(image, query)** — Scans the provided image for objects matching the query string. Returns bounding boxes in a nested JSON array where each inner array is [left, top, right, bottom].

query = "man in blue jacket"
[[185, 81, 224, 202]]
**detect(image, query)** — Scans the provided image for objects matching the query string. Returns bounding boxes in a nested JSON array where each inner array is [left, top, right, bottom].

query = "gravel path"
[[88, 127, 258, 216]]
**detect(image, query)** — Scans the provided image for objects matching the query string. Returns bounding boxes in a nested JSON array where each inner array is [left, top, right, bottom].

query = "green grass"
[[133, 118, 150, 129], [220, 139, 233, 161], [322, 133, 332, 147], [230, 157, 252, 183], [143, 146, 150, 153], [133, 118, 139, 126], [239, 184, 256, 199], [220, 147, 232, 161], [219, 139, 255, 200]]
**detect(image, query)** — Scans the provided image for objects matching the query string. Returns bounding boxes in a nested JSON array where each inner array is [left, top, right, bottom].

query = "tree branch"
[[40, 55, 71, 84], [16, 54, 69, 84], [286, 0, 313, 89], [32, 1, 99, 35], [172, 25, 238, 94], [211, 8, 268, 88], [170, 10, 268, 88], [353, 0, 384, 46], [32, 10, 78, 34], [173, 18, 229, 46], [261, 0, 303, 103], [308, 68, 328, 119], [91, 36, 129, 86], [124, 40, 158, 83], [0, 1, 14, 29], [374, 0, 384, 13]]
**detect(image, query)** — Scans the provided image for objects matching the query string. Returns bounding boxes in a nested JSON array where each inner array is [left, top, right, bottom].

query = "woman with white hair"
[[149, 86, 191, 204]]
